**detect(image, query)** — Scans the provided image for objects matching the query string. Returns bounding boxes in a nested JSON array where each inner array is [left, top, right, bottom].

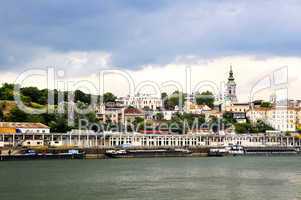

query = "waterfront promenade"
[[0, 132, 300, 148]]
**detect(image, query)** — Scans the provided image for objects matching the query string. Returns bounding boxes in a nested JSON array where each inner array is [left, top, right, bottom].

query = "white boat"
[[208, 148, 229, 157], [227, 145, 245, 156]]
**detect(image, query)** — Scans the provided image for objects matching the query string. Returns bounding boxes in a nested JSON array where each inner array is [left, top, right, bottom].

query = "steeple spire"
[[225, 65, 237, 102], [228, 65, 234, 81]]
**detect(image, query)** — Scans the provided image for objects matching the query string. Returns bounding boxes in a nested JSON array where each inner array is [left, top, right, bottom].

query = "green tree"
[[165, 91, 186, 110], [235, 123, 252, 134], [21, 87, 41, 104], [155, 112, 164, 121], [223, 112, 236, 124], [133, 117, 145, 131], [235, 120, 273, 134], [170, 113, 205, 134], [103, 92, 117, 103], [8, 107, 30, 122], [48, 114, 71, 133], [195, 91, 215, 108], [253, 120, 274, 133], [0, 106, 3, 121], [38, 89, 48, 104], [74, 90, 91, 104], [261, 101, 272, 108], [0, 83, 14, 100]]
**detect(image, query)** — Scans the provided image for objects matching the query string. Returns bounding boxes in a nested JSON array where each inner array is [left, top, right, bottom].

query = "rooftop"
[[0, 122, 49, 129], [124, 107, 144, 115]]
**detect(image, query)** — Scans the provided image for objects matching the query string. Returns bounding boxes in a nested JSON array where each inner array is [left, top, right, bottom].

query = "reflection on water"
[[0, 157, 300, 200]]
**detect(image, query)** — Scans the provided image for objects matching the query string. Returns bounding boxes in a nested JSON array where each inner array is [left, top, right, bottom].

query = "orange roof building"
[[0, 122, 49, 134]]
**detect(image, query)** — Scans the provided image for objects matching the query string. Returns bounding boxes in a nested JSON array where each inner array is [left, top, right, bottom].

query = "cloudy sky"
[[1, 0, 301, 101]]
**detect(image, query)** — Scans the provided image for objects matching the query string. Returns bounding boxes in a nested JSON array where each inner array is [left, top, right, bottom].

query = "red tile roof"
[[124, 107, 144, 115]]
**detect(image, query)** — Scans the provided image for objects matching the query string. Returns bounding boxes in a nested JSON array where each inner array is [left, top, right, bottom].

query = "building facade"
[[96, 103, 124, 124], [96, 103, 145, 124], [266, 108, 297, 132], [184, 101, 212, 115], [145, 110, 179, 121], [118, 94, 162, 110], [1, 132, 300, 148], [247, 107, 298, 132], [225, 103, 250, 113], [106, 133, 300, 148]]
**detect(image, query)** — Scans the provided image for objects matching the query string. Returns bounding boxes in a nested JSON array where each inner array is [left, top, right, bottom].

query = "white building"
[[247, 107, 297, 132], [266, 108, 297, 132], [106, 133, 300, 148], [161, 111, 177, 120], [96, 103, 145, 124], [247, 108, 268, 122], [96, 103, 124, 124], [118, 94, 162, 110], [184, 101, 212, 114], [145, 110, 179, 121]]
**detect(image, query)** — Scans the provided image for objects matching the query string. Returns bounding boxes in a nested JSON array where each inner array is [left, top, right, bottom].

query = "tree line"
[[0, 83, 117, 105]]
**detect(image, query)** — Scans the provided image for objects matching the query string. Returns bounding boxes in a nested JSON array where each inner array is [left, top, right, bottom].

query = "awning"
[[0, 127, 16, 134]]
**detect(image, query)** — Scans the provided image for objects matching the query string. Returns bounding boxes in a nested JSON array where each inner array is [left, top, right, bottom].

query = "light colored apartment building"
[[96, 103, 144, 124], [247, 107, 298, 132], [118, 94, 162, 110], [96, 103, 125, 124]]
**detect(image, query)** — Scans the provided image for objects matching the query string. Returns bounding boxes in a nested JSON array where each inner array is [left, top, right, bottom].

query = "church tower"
[[225, 66, 237, 102]]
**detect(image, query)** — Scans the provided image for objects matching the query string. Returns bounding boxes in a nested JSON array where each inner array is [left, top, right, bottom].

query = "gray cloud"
[[0, 0, 301, 71]]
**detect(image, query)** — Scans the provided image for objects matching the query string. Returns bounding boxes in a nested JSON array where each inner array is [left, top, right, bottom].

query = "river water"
[[0, 157, 300, 200]]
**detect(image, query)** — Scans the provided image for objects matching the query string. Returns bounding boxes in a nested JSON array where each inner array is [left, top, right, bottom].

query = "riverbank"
[[1, 146, 300, 161]]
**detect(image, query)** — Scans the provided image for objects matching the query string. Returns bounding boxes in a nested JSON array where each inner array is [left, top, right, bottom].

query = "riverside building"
[[1, 131, 300, 148]]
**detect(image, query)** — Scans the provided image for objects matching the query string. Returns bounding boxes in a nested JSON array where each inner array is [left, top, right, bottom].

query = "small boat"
[[208, 148, 229, 157], [228, 145, 245, 156]]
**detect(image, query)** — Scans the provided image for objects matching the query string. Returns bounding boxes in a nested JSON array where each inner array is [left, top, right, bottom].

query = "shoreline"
[[1, 146, 300, 161]]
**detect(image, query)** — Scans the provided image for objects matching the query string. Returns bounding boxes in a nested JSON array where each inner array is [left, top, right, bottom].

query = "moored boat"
[[228, 145, 245, 156], [244, 146, 299, 155], [105, 148, 192, 158], [208, 148, 229, 157], [0, 149, 85, 161]]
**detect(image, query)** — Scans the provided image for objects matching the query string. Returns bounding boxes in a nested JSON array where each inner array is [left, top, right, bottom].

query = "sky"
[[1, 0, 301, 101]]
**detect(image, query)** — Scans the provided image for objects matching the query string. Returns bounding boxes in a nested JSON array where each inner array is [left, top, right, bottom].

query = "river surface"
[[0, 157, 300, 200]]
